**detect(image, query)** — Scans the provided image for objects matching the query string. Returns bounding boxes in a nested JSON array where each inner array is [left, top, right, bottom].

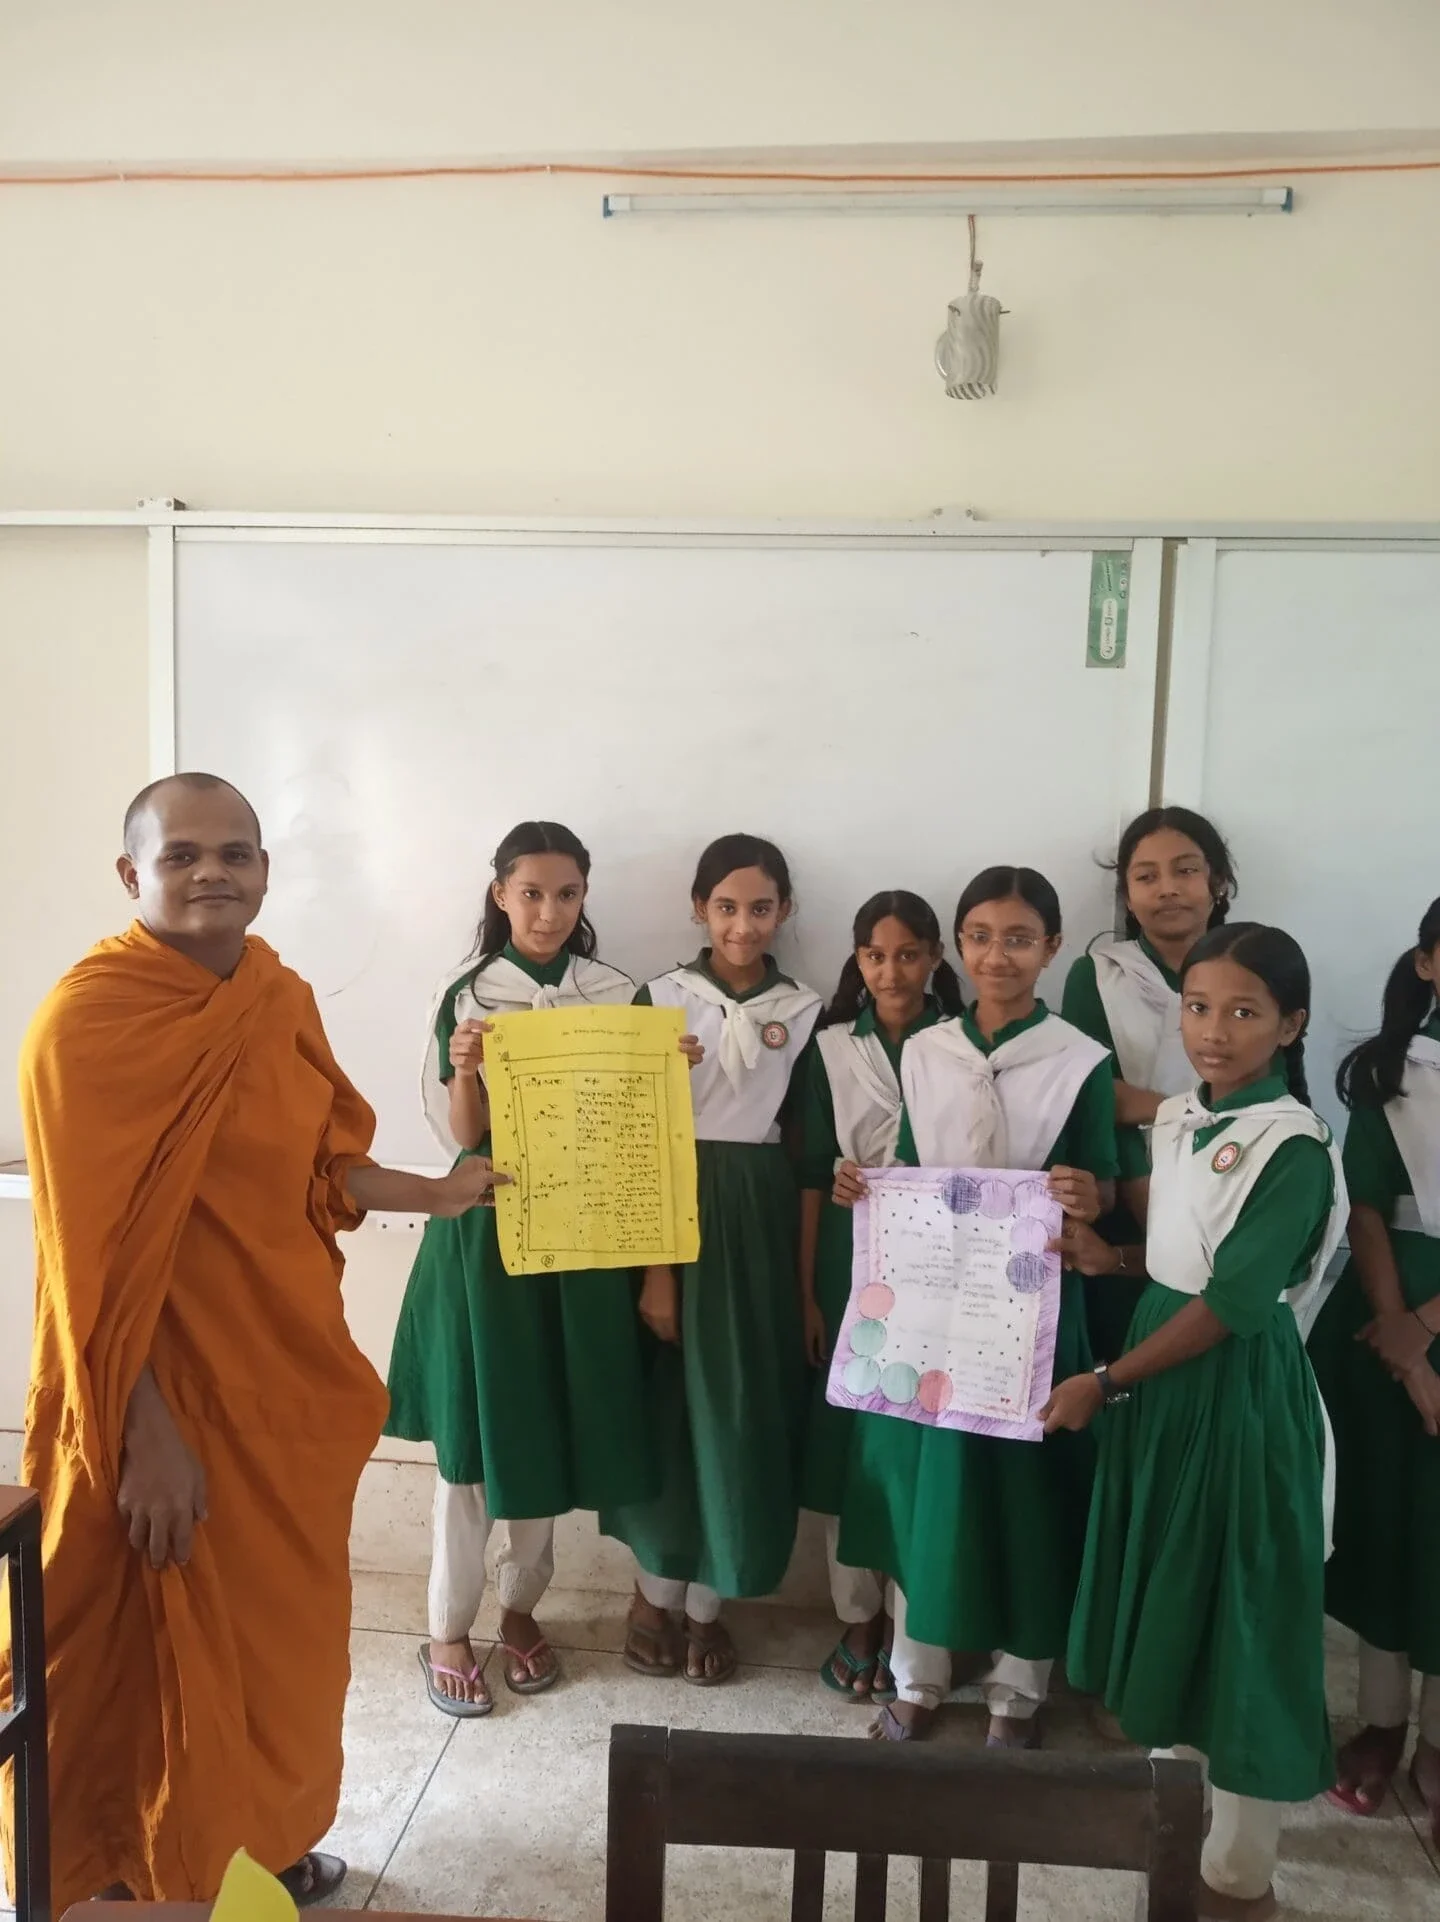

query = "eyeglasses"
[[959, 928, 1043, 954]]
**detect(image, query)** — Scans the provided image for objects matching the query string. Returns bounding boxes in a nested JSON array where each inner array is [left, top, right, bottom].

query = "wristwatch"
[[1093, 1363, 1131, 1406]]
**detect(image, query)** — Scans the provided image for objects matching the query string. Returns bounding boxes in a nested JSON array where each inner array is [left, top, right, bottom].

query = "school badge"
[[1211, 1140, 1243, 1174], [760, 1021, 789, 1050]]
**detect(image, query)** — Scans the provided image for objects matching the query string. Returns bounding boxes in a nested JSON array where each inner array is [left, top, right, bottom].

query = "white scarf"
[[675, 968, 823, 1093], [901, 1012, 1110, 1170], [1091, 939, 1193, 1095], [1147, 1087, 1347, 1550], [816, 1024, 904, 1168], [1386, 1036, 1440, 1237], [419, 950, 634, 1156]]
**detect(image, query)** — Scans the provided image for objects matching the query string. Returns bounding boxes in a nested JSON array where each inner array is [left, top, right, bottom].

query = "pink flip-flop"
[[418, 1641, 493, 1718], [500, 1636, 561, 1695]]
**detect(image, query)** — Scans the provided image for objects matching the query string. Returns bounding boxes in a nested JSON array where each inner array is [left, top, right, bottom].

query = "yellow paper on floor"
[[487, 1003, 700, 1273], [210, 1849, 298, 1922]]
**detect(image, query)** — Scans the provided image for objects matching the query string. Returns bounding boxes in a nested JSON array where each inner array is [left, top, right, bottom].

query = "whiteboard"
[[175, 533, 1158, 1163], [1189, 547, 1440, 1142]]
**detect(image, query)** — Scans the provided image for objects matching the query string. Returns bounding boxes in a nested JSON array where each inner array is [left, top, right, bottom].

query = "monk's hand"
[[430, 1157, 511, 1216], [448, 1019, 492, 1077], [639, 1264, 680, 1344], [118, 1371, 208, 1570], [1048, 1166, 1103, 1224], [1039, 1372, 1104, 1435], [1358, 1308, 1434, 1380], [678, 1033, 705, 1068], [1048, 1220, 1122, 1276], [832, 1161, 867, 1209]]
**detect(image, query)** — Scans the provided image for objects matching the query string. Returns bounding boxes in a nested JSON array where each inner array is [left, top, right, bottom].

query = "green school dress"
[[796, 1000, 943, 1516], [836, 1003, 1118, 1659], [383, 945, 657, 1514], [1067, 1075, 1336, 1802], [1307, 1059, 1440, 1678], [599, 956, 817, 1596], [1062, 940, 1180, 1360]]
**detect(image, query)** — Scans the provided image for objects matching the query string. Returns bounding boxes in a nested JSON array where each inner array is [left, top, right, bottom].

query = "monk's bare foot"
[[426, 1635, 491, 1708], [826, 1611, 884, 1695], [499, 1607, 560, 1691]]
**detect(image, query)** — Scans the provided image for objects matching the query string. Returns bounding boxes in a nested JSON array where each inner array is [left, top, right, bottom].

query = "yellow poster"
[[487, 1003, 700, 1274]]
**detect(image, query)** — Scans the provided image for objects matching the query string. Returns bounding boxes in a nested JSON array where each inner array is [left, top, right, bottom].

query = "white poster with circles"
[[825, 1166, 1063, 1443]]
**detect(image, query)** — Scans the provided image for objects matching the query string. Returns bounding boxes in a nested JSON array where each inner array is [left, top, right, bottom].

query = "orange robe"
[[1, 924, 389, 1910]]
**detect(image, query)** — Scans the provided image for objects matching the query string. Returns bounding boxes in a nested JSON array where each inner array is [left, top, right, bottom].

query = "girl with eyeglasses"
[[834, 866, 1118, 1746]]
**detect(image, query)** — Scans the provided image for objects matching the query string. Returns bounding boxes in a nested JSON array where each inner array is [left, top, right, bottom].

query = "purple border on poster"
[[824, 1164, 1063, 1444]]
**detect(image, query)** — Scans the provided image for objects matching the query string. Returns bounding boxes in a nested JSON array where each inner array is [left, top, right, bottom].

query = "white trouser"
[[636, 1568, 722, 1624], [427, 1478, 555, 1642], [824, 1516, 883, 1625], [1153, 1748, 1281, 1902], [887, 1585, 1051, 1717], [1358, 1639, 1440, 1744]]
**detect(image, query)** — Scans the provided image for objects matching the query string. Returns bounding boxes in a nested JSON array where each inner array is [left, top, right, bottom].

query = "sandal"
[[417, 1642, 493, 1719], [869, 1701, 933, 1742], [872, 1645, 897, 1703], [500, 1635, 561, 1695], [820, 1638, 879, 1699], [278, 1853, 347, 1909], [1410, 1735, 1440, 1847], [1328, 1723, 1406, 1815], [623, 1606, 682, 1676], [683, 1617, 738, 1686], [986, 1713, 1042, 1749]]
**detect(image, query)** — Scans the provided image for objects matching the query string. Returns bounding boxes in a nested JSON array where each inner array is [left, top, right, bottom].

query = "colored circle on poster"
[[1010, 1215, 1049, 1255], [917, 1369, 954, 1414], [943, 1173, 983, 1214], [844, 1356, 881, 1396], [1015, 1178, 1051, 1218], [857, 1282, 895, 1319], [981, 1177, 1015, 1219], [849, 1318, 887, 1358], [1007, 1251, 1048, 1293], [880, 1361, 920, 1406]]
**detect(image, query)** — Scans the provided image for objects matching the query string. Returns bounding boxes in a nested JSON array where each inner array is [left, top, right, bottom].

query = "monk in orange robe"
[[1, 773, 504, 1912]]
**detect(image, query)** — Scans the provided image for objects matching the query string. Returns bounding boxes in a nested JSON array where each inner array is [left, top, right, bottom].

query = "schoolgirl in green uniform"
[[1048, 924, 1345, 1921], [796, 891, 964, 1700], [603, 834, 821, 1685], [386, 821, 668, 1717], [1062, 806, 1237, 1360], [836, 866, 1118, 1746], [1309, 898, 1440, 1842]]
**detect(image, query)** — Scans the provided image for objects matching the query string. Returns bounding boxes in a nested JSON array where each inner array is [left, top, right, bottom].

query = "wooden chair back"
[[606, 1723, 1202, 1922]]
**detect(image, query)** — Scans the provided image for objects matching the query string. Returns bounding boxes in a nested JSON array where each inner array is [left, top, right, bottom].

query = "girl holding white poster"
[[1045, 924, 1345, 1920], [796, 891, 964, 1701], [836, 866, 1119, 1746]]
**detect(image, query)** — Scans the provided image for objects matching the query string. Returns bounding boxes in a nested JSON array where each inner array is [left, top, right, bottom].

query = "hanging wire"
[[968, 213, 982, 293]]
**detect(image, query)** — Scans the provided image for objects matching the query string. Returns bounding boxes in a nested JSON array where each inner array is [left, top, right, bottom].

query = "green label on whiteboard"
[[1086, 552, 1129, 669]]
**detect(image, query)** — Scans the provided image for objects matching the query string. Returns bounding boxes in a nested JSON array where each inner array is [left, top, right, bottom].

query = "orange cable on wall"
[[0, 156, 1438, 188]]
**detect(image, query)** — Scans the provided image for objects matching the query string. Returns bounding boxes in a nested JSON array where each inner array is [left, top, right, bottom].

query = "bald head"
[[123, 773, 263, 858], [117, 773, 269, 966]]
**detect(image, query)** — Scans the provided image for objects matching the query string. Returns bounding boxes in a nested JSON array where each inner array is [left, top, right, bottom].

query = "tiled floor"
[[319, 1573, 1440, 1921]]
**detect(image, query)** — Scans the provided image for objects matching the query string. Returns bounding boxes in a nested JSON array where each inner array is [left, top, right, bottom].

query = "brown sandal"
[[683, 1616, 738, 1686], [624, 1604, 682, 1676]]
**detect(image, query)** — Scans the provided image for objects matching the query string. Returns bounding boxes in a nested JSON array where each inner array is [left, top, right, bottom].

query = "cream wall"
[[3, 3, 1440, 1446]]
